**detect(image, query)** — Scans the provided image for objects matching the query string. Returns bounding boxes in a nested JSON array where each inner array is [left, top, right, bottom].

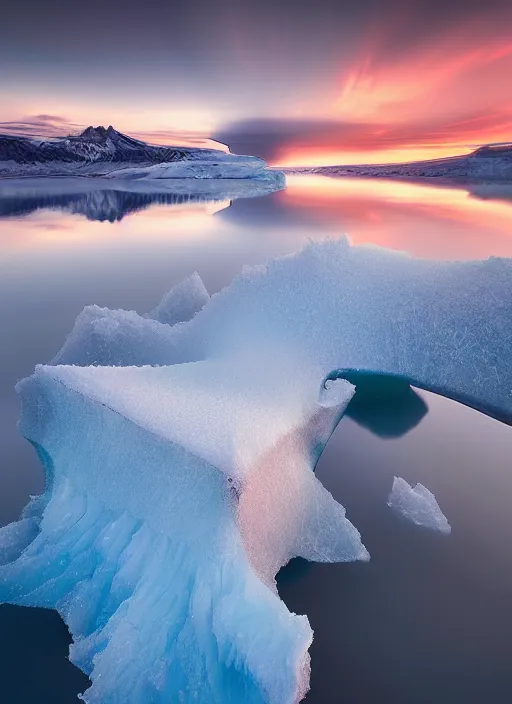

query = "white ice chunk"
[[387, 477, 451, 534], [146, 271, 210, 326], [50, 305, 187, 367], [3, 237, 510, 704], [1, 352, 366, 704], [49, 238, 512, 423], [104, 155, 285, 184]]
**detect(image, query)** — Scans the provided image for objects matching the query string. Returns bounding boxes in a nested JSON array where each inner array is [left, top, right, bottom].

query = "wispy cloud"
[[0, 114, 83, 137], [0, 116, 228, 151], [217, 16, 512, 167], [130, 129, 228, 151]]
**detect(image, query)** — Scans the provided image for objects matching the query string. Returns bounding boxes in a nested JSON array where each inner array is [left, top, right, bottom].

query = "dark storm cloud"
[[214, 119, 362, 161], [216, 110, 512, 163]]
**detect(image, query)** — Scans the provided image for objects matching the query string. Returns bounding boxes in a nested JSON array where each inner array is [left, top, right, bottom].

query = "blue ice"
[[1, 238, 511, 702]]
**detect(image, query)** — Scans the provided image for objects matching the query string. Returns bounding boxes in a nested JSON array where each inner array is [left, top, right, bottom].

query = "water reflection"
[[468, 182, 512, 204], [1, 173, 512, 703], [225, 175, 512, 259], [2, 175, 512, 262], [278, 391, 512, 704], [0, 176, 282, 223], [0, 188, 229, 223], [283, 176, 512, 259]]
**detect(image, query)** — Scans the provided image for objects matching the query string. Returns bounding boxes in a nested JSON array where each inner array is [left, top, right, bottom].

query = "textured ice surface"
[[53, 238, 512, 422], [1, 238, 510, 703], [105, 155, 285, 184], [50, 305, 184, 367], [387, 477, 451, 534], [146, 272, 210, 326], [2, 358, 365, 704]]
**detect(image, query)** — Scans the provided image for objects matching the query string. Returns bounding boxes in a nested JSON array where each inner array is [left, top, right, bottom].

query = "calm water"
[[1, 175, 511, 702]]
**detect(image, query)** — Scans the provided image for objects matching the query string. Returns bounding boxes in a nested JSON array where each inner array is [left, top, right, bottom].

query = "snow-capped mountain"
[[0, 125, 287, 184], [0, 125, 286, 185], [286, 143, 512, 182], [0, 125, 224, 173]]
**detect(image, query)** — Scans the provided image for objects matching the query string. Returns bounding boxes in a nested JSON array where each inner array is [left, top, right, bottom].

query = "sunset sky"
[[2, 0, 512, 165]]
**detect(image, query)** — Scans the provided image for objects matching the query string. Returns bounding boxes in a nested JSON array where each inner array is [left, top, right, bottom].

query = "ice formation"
[[145, 271, 210, 325], [50, 238, 512, 423], [1, 238, 511, 702], [387, 477, 451, 534], [105, 155, 285, 184], [2, 357, 366, 704]]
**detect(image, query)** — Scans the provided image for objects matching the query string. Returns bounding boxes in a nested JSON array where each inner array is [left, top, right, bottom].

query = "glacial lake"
[[1, 174, 512, 703]]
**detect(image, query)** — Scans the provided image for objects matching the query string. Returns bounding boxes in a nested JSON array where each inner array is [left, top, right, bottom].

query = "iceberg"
[[2, 358, 366, 704], [50, 238, 512, 423], [387, 477, 451, 534], [104, 155, 285, 185], [145, 271, 210, 326], [1, 237, 511, 702]]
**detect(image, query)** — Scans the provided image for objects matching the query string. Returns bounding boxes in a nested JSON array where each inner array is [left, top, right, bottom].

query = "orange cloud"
[[278, 20, 512, 166], [334, 36, 512, 124]]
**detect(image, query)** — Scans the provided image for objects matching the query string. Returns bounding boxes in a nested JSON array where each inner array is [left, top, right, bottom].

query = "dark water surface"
[[1, 176, 511, 703], [279, 391, 512, 703]]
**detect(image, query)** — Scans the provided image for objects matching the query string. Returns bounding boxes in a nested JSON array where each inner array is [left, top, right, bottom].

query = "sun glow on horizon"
[[273, 144, 475, 168], [272, 22, 512, 167], [2, 16, 512, 168]]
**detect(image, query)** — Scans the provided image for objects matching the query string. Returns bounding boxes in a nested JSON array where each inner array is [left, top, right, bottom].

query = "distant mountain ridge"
[[286, 143, 512, 182], [0, 125, 226, 175]]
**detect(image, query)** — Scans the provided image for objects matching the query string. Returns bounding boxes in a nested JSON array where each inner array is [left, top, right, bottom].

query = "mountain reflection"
[[0, 178, 283, 223], [0, 189, 230, 223]]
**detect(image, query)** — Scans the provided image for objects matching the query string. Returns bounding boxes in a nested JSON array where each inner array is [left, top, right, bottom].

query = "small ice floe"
[[387, 476, 451, 534]]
